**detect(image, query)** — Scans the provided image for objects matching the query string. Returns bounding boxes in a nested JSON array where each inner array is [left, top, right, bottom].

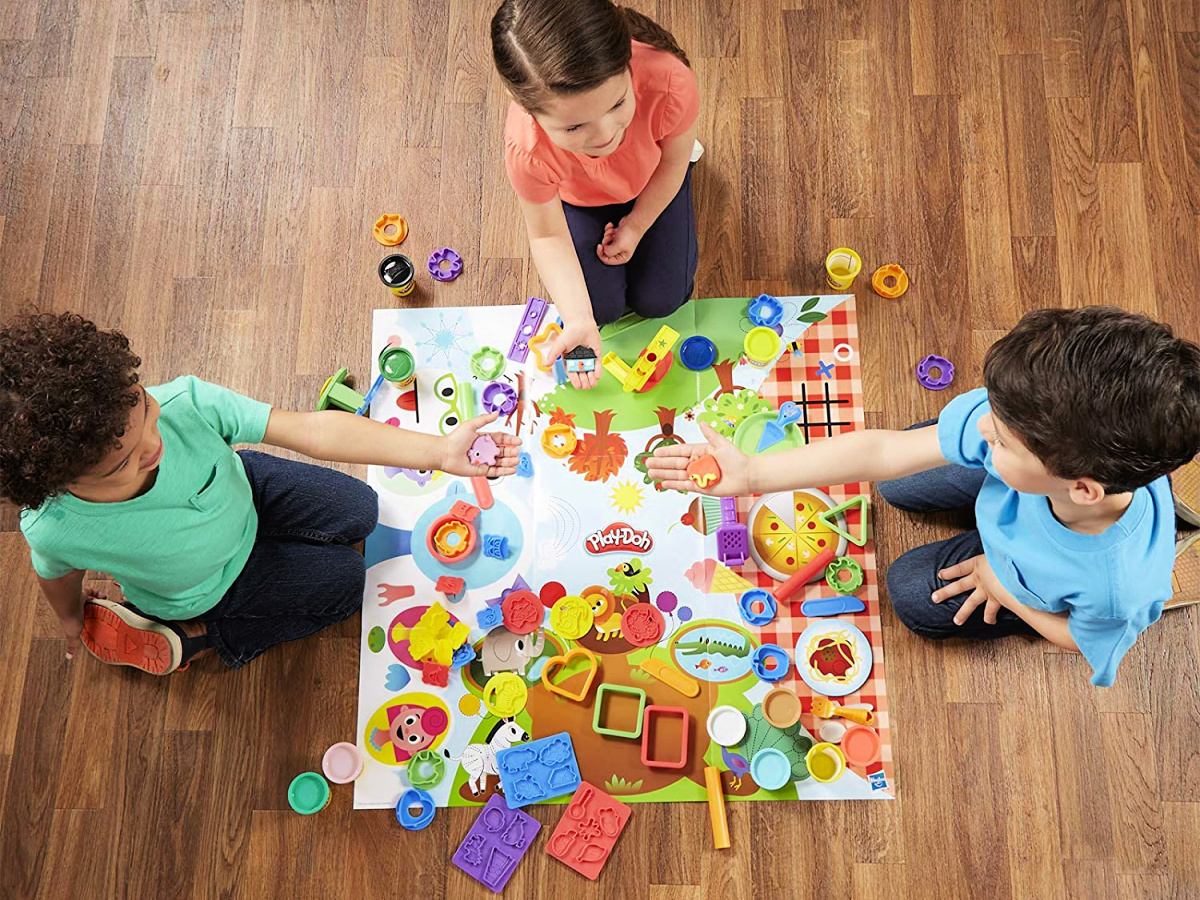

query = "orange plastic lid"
[[871, 264, 909, 298]]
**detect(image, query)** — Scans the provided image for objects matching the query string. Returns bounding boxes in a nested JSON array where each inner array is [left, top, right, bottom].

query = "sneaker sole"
[[1167, 534, 1200, 611], [81, 599, 183, 675]]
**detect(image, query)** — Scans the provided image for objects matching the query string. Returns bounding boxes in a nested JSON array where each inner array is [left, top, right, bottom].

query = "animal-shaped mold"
[[461, 834, 486, 866], [502, 746, 537, 771], [510, 775, 542, 804], [501, 816, 530, 849]]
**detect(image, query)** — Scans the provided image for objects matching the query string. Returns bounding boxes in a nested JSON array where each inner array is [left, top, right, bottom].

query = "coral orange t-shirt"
[[504, 42, 700, 208]]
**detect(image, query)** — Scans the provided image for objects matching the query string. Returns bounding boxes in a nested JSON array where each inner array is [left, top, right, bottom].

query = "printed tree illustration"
[[633, 407, 682, 492], [711, 359, 743, 399], [568, 409, 628, 483], [607, 558, 654, 605]]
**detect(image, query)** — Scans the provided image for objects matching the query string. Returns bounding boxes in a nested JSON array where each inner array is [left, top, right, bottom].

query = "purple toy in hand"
[[468, 435, 499, 467]]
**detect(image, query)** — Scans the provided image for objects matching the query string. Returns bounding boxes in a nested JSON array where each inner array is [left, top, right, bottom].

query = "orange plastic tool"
[[373, 214, 408, 246], [810, 695, 875, 726]]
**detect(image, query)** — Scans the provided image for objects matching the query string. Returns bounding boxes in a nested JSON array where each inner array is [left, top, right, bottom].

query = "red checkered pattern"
[[733, 298, 894, 790]]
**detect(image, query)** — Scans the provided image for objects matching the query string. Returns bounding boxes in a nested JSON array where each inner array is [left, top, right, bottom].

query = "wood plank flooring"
[[0, 1, 1197, 897]]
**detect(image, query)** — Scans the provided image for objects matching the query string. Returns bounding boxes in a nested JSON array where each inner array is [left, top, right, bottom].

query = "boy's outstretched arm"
[[647, 421, 946, 497], [262, 410, 521, 478], [37, 569, 86, 659]]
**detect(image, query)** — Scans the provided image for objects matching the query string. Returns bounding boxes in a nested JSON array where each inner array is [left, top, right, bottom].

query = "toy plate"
[[795, 620, 872, 697], [747, 489, 848, 581], [732, 411, 805, 456]]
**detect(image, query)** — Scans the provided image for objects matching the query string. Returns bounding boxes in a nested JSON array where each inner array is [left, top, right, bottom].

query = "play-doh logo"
[[585, 523, 654, 555]]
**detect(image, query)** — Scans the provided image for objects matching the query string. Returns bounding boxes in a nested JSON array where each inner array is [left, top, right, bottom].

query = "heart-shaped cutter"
[[541, 646, 600, 703]]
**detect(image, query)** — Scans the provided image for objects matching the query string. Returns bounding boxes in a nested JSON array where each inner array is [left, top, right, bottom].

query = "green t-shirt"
[[20, 376, 272, 620]]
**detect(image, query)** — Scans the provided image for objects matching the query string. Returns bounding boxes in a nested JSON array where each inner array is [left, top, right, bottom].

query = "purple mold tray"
[[452, 794, 541, 893]]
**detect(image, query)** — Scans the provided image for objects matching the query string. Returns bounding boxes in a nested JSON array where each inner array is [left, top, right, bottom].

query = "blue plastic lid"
[[751, 747, 793, 790], [680, 336, 717, 371], [748, 294, 784, 328]]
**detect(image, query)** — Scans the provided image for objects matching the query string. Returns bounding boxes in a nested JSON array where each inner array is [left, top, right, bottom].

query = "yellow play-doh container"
[[825, 247, 862, 290], [744, 326, 782, 368], [805, 742, 847, 783]]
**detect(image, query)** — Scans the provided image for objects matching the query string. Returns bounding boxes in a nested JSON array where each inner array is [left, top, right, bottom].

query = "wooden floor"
[[1, 0, 1198, 897]]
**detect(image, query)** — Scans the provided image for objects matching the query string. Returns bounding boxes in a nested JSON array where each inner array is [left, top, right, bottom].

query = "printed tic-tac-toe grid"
[[734, 298, 893, 792]]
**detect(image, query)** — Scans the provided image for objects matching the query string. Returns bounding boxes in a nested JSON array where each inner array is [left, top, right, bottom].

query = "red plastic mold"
[[620, 604, 665, 647], [640, 705, 690, 770], [436, 575, 465, 596], [502, 591, 543, 635], [546, 782, 632, 881], [421, 661, 450, 687]]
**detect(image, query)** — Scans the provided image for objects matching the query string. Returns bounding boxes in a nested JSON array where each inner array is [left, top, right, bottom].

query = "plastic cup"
[[379, 346, 416, 387], [744, 327, 782, 368], [288, 772, 332, 814], [825, 247, 862, 290], [321, 742, 364, 784]]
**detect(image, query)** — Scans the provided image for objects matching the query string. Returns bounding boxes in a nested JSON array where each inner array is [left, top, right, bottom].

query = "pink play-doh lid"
[[322, 742, 364, 784]]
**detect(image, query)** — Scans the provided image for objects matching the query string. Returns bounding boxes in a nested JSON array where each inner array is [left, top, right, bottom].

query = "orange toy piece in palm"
[[685, 454, 721, 489]]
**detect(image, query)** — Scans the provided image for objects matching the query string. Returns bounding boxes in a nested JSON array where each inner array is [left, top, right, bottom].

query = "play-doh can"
[[379, 254, 416, 297], [805, 742, 847, 783], [288, 772, 332, 814], [744, 327, 782, 368], [321, 742, 364, 784], [379, 345, 416, 387]]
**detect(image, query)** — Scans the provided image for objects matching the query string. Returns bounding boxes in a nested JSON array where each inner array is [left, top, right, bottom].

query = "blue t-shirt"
[[937, 388, 1174, 686]]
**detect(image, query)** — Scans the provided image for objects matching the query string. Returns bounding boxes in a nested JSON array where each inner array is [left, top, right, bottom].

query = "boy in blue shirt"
[[1, 313, 520, 675], [648, 307, 1200, 686]]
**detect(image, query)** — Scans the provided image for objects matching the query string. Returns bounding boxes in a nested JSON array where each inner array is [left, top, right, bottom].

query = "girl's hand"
[[646, 422, 753, 497], [439, 413, 522, 477], [596, 216, 644, 266], [544, 319, 603, 390]]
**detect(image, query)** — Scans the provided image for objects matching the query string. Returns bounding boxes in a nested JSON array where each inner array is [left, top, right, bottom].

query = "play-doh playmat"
[[355, 295, 893, 808]]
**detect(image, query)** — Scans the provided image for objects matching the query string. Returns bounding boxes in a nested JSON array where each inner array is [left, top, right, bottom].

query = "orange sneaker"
[[81, 599, 183, 674], [1173, 457, 1200, 528], [1167, 534, 1200, 611]]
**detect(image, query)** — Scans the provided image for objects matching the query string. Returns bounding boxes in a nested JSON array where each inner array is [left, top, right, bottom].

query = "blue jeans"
[[562, 164, 698, 325], [200, 451, 378, 668], [878, 424, 1038, 640]]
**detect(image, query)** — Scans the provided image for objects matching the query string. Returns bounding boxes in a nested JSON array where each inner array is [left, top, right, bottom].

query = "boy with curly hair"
[[1, 313, 519, 674], [649, 307, 1200, 686]]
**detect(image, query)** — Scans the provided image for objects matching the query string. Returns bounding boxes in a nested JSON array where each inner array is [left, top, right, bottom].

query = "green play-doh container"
[[288, 772, 332, 814], [379, 346, 416, 387]]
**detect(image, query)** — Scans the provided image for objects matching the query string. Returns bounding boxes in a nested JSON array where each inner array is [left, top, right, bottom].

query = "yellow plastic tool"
[[810, 695, 875, 726], [704, 766, 731, 850], [639, 658, 700, 698]]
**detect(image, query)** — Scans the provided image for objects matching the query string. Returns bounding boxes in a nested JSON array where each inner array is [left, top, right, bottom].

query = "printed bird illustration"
[[720, 746, 750, 790]]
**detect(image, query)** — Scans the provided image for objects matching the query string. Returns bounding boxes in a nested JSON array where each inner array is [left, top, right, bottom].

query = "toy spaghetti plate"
[[748, 489, 848, 580], [795, 620, 872, 697]]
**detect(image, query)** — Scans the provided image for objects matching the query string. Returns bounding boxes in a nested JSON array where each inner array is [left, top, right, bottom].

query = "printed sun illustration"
[[609, 480, 645, 515]]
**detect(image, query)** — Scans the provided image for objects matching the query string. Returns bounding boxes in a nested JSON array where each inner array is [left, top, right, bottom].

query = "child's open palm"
[[646, 421, 752, 497], [440, 413, 522, 478]]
